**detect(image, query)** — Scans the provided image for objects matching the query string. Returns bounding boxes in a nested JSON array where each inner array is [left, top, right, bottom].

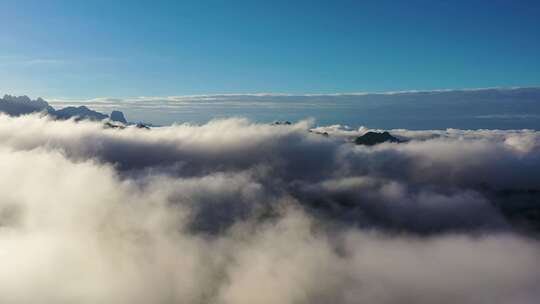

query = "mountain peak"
[[355, 131, 402, 146], [110, 110, 127, 124]]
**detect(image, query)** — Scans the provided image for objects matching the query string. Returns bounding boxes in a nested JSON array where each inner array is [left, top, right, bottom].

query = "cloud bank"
[[0, 114, 539, 303], [48, 87, 540, 129]]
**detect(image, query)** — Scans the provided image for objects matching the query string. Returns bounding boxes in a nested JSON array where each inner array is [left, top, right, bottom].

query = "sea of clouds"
[[0, 113, 539, 303]]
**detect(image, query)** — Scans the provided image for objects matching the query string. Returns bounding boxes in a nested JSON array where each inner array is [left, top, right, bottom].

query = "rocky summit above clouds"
[[354, 131, 403, 146], [53, 105, 109, 121], [0, 95, 55, 116], [0, 94, 128, 124], [110, 110, 127, 124]]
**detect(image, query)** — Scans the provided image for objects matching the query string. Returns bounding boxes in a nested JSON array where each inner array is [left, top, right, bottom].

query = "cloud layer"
[[0, 114, 539, 303], [48, 87, 540, 129]]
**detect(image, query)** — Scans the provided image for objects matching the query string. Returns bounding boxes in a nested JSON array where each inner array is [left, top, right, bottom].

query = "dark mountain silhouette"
[[272, 121, 292, 125], [110, 110, 127, 124], [0, 95, 55, 116], [53, 106, 109, 121], [103, 122, 126, 129], [0, 95, 133, 125], [309, 130, 329, 136], [354, 131, 402, 146]]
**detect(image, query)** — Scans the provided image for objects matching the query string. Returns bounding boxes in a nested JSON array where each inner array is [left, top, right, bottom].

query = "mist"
[[0, 114, 539, 303]]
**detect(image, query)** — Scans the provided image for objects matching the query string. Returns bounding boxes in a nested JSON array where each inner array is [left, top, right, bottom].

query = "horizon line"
[[3, 85, 539, 103]]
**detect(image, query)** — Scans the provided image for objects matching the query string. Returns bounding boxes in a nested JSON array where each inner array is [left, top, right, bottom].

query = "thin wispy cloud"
[[0, 56, 68, 67]]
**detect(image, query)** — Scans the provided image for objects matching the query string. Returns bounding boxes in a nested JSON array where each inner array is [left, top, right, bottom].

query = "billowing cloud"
[[0, 113, 539, 303]]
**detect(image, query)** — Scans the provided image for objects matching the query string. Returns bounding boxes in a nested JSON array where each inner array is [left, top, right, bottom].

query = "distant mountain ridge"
[[53, 105, 109, 121], [0, 95, 128, 124], [0, 95, 55, 116]]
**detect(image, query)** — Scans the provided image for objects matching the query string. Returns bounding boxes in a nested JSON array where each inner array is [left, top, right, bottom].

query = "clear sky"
[[1, 0, 539, 98]]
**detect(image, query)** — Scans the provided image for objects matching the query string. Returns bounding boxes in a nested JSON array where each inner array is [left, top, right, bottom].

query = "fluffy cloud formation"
[[0, 114, 539, 303]]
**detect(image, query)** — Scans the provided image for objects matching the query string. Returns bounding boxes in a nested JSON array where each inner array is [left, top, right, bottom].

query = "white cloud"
[[0, 114, 539, 303]]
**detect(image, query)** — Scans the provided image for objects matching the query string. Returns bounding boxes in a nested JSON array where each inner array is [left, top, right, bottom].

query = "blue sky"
[[1, 0, 539, 98]]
